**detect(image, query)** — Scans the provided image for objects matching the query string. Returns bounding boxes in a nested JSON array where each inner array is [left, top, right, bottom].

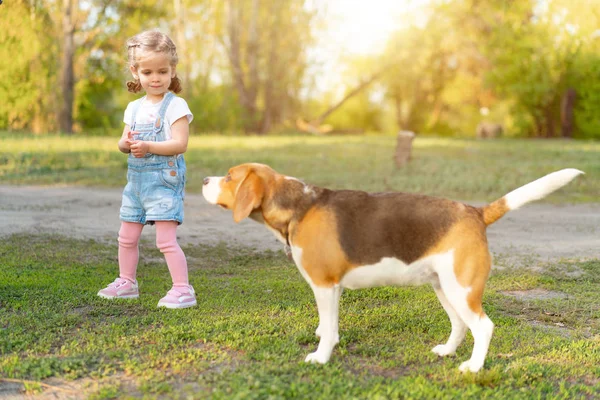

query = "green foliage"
[[186, 84, 244, 133], [570, 52, 600, 140], [0, 0, 58, 132], [323, 91, 383, 132], [2, 0, 600, 138], [75, 57, 124, 134], [381, 12, 461, 135], [480, 0, 600, 138], [370, 0, 600, 138]]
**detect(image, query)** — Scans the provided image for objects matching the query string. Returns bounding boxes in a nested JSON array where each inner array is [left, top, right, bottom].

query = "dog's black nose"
[[203, 177, 210, 185]]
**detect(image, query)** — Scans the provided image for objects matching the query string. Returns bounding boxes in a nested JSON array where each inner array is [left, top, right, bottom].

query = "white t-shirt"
[[123, 95, 193, 140]]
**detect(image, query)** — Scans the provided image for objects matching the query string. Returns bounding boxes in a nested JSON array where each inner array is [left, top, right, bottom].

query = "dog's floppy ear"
[[233, 171, 263, 223]]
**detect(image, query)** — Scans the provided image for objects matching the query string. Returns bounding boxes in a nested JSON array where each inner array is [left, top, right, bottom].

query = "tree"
[[219, 0, 317, 134], [381, 18, 459, 134], [0, 0, 58, 133], [59, 0, 76, 134], [471, 0, 599, 138]]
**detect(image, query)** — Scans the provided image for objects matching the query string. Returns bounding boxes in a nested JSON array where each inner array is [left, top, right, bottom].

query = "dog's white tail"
[[481, 168, 584, 226]]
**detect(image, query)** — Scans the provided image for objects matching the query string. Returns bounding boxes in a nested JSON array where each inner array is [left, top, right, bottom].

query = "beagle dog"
[[202, 164, 583, 372]]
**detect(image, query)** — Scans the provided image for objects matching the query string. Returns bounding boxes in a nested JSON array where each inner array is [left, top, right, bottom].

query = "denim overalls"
[[119, 92, 186, 225]]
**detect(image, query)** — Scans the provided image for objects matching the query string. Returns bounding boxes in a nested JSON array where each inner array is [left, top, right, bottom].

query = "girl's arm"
[[118, 124, 133, 153], [129, 117, 189, 157]]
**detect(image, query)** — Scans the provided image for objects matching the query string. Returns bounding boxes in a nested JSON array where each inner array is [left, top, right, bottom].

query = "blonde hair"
[[126, 30, 183, 94]]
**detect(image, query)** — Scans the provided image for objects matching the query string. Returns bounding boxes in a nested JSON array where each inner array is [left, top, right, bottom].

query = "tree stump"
[[394, 130, 415, 168], [476, 122, 503, 139]]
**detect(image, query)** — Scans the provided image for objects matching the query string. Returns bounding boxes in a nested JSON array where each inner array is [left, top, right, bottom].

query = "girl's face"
[[130, 51, 176, 101]]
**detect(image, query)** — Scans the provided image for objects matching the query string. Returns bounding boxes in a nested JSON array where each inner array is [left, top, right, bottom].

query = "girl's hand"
[[124, 130, 138, 148], [130, 140, 150, 158], [118, 131, 133, 153], [118, 125, 137, 154]]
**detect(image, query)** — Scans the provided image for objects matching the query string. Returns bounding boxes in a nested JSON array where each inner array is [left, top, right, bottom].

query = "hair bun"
[[127, 79, 142, 93]]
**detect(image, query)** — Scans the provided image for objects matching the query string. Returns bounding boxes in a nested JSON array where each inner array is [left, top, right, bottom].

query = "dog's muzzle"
[[202, 176, 223, 204]]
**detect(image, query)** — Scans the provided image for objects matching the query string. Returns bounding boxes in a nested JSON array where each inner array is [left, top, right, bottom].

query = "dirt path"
[[1, 185, 599, 267]]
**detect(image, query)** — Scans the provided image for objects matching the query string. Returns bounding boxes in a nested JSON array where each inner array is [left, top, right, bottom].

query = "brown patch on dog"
[[222, 164, 324, 245], [262, 207, 295, 242], [481, 198, 509, 226], [216, 164, 276, 222], [214, 166, 247, 210], [233, 172, 264, 222], [324, 191, 461, 265], [218, 163, 494, 313], [425, 215, 491, 315], [290, 206, 354, 287]]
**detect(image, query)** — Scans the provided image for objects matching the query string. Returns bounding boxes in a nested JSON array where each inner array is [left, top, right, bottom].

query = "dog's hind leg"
[[455, 307, 494, 373], [436, 250, 494, 373], [305, 284, 342, 364], [431, 282, 468, 356]]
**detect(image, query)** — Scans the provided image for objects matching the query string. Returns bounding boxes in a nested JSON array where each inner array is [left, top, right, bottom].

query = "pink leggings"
[[118, 221, 188, 288]]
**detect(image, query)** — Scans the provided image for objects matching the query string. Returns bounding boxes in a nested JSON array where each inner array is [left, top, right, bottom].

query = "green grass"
[[1, 235, 599, 399], [1, 133, 598, 202]]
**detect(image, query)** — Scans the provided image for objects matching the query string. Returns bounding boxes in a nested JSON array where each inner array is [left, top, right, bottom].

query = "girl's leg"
[[155, 221, 189, 288], [97, 221, 143, 299], [155, 221, 196, 309], [118, 221, 144, 282]]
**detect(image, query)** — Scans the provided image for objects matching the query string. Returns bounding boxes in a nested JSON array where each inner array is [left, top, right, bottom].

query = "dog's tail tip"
[[563, 168, 585, 177], [482, 168, 584, 226]]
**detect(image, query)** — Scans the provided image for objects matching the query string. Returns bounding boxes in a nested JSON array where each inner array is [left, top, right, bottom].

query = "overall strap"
[[157, 92, 175, 121], [152, 92, 175, 143], [129, 96, 146, 129]]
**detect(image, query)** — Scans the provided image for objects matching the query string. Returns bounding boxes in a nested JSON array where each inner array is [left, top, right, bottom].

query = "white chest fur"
[[290, 243, 447, 290], [289, 245, 314, 286]]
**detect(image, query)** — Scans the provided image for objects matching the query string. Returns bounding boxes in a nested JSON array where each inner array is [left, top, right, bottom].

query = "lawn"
[[1, 133, 599, 399], [0, 235, 598, 399], [1, 133, 599, 202]]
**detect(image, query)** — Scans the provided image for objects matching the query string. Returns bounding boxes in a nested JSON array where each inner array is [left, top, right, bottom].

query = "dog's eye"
[[224, 174, 232, 183]]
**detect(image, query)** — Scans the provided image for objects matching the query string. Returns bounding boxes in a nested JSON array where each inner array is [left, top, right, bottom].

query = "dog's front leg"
[[305, 285, 341, 364], [315, 287, 343, 338]]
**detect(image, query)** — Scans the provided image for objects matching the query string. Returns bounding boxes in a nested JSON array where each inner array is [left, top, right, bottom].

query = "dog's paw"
[[431, 344, 456, 357], [305, 352, 330, 364], [458, 359, 483, 373]]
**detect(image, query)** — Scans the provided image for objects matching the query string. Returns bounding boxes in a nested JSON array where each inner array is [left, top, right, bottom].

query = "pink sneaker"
[[157, 286, 197, 309], [97, 278, 139, 299]]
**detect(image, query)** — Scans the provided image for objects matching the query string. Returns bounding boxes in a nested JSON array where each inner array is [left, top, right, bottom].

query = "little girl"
[[98, 30, 196, 309]]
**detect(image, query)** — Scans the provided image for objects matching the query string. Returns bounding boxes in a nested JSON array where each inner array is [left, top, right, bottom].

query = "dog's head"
[[202, 163, 275, 223]]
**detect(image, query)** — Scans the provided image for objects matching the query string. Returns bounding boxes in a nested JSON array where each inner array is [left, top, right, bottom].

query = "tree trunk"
[[29, 0, 44, 133], [225, 0, 259, 134], [246, 0, 260, 133], [59, 0, 75, 134], [260, 1, 281, 134], [174, 0, 191, 95], [225, 1, 248, 108], [315, 72, 381, 125], [297, 70, 384, 134], [395, 96, 419, 132], [545, 106, 555, 138], [561, 88, 576, 138]]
